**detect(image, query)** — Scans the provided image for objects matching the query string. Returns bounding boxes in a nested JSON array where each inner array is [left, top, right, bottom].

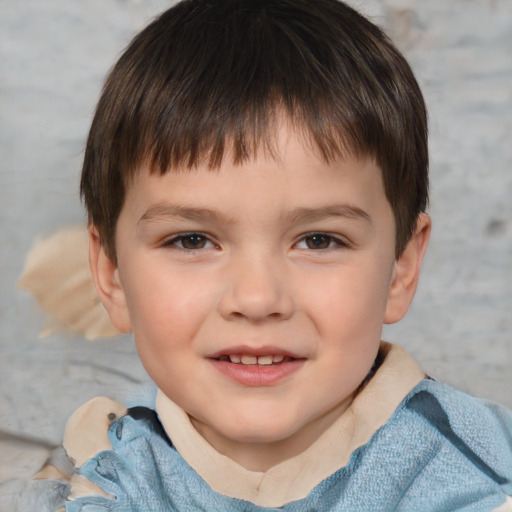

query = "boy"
[[31, 0, 512, 510]]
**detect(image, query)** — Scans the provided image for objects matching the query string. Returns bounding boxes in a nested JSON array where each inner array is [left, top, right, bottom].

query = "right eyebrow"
[[138, 203, 234, 225]]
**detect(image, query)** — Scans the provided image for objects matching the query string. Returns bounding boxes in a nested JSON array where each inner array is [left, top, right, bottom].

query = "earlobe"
[[384, 213, 431, 324], [88, 227, 132, 333]]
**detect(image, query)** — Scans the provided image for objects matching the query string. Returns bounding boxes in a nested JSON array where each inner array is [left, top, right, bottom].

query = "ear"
[[88, 227, 132, 333], [384, 213, 431, 324]]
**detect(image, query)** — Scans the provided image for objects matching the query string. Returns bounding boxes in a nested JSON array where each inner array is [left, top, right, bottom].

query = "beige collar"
[[156, 342, 425, 508]]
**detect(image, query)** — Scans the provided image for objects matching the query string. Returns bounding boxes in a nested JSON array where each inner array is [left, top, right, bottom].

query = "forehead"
[[122, 126, 391, 231]]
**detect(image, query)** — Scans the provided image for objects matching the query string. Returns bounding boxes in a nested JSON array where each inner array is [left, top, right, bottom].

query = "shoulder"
[[401, 379, 512, 457], [63, 396, 182, 509], [339, 378, 512, 511], [60, 397, 222, 511], [391, 379, 512, 510]]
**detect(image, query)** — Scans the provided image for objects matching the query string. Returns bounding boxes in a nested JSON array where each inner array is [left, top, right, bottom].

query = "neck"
[[190, 394, 353, 472]]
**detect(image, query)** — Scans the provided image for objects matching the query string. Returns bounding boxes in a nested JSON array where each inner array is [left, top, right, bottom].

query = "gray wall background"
[[0, 0, 511, 450]]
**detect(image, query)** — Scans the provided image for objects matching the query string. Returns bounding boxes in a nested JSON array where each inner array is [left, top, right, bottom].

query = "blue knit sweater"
[[58, 378, 512, 512]]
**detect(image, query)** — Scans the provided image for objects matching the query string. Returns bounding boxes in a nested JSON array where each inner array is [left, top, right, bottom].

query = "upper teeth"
[[221, 354, 286, 365]]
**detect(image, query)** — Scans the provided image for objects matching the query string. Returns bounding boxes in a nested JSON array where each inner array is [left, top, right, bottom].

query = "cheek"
[[125, 275, 213, 395], [123, 264, 217, 350], [305, 263, 392, 331]]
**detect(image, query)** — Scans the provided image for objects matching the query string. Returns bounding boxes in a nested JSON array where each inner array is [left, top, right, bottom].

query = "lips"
[[208, 347, 305, 386]]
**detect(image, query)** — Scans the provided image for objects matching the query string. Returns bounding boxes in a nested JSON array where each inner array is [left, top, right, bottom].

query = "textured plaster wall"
[[0, 0, 511, 452]]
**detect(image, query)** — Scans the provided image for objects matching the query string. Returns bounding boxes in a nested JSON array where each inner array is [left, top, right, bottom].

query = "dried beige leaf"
[[18, 226, 121, 340]]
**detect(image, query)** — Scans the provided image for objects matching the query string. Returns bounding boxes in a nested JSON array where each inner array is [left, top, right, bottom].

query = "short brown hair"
[[81, 0, 428, 262]]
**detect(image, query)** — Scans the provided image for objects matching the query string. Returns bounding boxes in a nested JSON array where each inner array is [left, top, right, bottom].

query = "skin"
[[90, 125, 430, 472]]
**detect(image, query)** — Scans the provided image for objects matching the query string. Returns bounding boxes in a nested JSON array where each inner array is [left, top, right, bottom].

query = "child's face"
[[93, 124, 426, 468]]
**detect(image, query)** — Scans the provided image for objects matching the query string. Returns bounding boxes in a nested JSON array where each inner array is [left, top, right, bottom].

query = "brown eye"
[[304, 234, 332, 249], [163, 232, 215, 251], [180, 234, 207, 249]]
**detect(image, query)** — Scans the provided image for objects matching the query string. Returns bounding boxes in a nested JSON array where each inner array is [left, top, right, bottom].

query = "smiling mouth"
[[216, 354, 294, 366], [209, 352, 305, 385]]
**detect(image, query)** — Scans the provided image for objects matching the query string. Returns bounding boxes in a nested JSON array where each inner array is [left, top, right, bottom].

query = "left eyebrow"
[[284, 204, 371, 225]]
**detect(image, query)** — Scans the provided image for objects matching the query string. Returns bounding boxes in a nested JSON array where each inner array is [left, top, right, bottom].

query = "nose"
[[217, 249, 294, 322]]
